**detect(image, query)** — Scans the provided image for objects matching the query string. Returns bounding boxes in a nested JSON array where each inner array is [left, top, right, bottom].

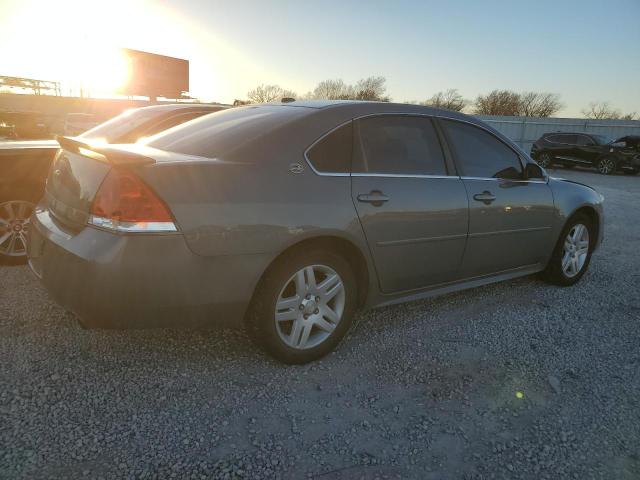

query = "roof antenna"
[[281, 97, 296, 103]]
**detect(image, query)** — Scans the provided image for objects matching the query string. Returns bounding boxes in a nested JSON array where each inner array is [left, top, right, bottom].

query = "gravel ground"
[[1, 168, 639, 480]]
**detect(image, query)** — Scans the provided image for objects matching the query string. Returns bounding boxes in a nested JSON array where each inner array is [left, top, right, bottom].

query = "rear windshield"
[[79, 108, 162, 143], [144, 105, 310, 158]]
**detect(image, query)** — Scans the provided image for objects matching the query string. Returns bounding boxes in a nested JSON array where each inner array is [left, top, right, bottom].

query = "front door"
[[439, 119, 555, 278], [351, 115, 469, 293]]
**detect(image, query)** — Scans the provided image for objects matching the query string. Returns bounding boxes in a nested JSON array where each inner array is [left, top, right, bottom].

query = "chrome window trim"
[[304, 111, 544, 180], [351, 173, 458, 179], [460, 176, 548, 184], [303, 120, 353, 177]]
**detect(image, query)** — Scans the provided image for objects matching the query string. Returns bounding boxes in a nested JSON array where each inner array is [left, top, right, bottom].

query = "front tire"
[[246, 248, 358, 364], [542, 214, 593, 286]]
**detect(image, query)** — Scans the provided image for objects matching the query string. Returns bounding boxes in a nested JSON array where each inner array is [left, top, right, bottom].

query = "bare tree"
[[473, 90, 521, 116], [311, 77, 389, 101], [421, 89, 466, 112], [582, 102, 636, 120], [353, 76, 389, 101], [518, 92, 563, 117], [473, 90, 563, 117], [582, 102, 619, 119], [312, 79, 350, 100], [247, 84, 296, 103]]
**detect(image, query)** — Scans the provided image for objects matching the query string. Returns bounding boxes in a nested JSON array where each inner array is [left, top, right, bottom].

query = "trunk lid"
[[45, 138, 157, 229]]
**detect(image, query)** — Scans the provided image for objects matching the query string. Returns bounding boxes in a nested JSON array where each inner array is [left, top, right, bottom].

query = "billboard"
[[120, 48, 189, 99]]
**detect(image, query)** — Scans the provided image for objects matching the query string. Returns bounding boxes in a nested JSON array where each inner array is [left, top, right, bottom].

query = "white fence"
[[475, 115, 640, 154]]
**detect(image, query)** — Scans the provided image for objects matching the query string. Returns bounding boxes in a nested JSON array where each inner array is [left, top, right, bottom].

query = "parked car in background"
[[64, 113, 99, 136], [531, 132, 640, 175], [0, 103, 226, 263], [28, 100, 604, 364]]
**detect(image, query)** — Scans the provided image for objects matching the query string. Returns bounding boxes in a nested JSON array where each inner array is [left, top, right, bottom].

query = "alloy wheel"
[[538, 153, 551, 168], [274, 264, 345, 350], [561, 223, 589, 278], [0, 200, 35, 257], [598, 157, 615, 175]]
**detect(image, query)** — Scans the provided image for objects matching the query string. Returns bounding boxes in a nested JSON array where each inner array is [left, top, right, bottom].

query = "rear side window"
[[306, 123, 352, 173], [576, 135, 594, 146], [442, 119, 522, 179], [353, 115, 446, 175]]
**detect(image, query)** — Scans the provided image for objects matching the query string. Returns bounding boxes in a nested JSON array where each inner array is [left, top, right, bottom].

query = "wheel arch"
[[564, 205, 601, 251], [249, 234, 371, 311]]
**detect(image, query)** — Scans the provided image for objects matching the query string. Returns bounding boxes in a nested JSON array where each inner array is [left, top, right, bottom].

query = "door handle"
[[473, 191, 496, 205], [357, 190, 389, 207]]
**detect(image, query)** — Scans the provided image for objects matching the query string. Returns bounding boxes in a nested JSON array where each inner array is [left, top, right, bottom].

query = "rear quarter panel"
[[134, 111, 372, 260]]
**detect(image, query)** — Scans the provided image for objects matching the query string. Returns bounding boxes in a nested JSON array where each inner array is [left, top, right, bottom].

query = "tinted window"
[[146, 106, 310, 158], [576, 135, 594, 146], [546, 134, 576, 144], [306, 123, 352, 173], [141, 111, 208, 138], [442, 119, 522, 179], [354, 116, 446, 175]]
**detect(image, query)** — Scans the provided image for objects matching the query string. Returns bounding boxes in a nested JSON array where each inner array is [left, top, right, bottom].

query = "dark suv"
[[531, 132, 640, 175]]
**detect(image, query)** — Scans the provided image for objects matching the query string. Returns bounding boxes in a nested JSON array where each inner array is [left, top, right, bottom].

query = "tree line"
[[239, 78, 637, 120]]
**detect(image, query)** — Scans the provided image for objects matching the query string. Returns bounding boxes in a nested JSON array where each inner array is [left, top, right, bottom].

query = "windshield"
[[145, 105, 310, 158], [78, 108, 161, 143], [591, 134, 613, 145]]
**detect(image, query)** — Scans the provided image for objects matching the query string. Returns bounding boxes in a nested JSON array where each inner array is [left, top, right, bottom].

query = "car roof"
[[129, 103, 227, 114], [248, 99, 472, 121]]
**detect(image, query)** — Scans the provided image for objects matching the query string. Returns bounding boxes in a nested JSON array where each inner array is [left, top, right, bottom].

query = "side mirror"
[[525, 163, 545, 179]]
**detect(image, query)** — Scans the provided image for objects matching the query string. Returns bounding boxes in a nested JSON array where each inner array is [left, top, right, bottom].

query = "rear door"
[[573, 134, 601, 165], [439, 119, 554, 278], [351, 115, 469, 293]]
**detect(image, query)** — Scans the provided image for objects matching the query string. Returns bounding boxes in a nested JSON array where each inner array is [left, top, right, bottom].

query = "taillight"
[[89, 168, 177, 232]]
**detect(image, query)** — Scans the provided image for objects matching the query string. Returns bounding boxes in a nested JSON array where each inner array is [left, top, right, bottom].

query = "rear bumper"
[[28, 208, 271, 329]]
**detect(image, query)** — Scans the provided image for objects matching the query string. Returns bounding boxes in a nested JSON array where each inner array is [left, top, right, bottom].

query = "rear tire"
[[542, 213, 593, 286], [537, 152, 552, 169], [0, 197, 36, 265], [597, 156, 616, 175], [245, 248, 358, 364]]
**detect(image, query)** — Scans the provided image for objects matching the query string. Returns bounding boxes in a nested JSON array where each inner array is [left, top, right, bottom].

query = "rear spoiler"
[[56, 136, 155, 166]]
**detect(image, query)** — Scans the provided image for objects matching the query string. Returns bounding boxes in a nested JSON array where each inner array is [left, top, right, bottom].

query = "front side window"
[[353, 115, 446, 175], [306, 123, 352, 173], [441, 119, 522, 180]]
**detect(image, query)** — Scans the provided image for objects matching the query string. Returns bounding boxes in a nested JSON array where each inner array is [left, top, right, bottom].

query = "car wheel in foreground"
[[597, 157, 616, 175], [0, 199, 35, 265], [537, 152, 552, 168], [246, 249, 357, 364], [542, 214, 593, 286]]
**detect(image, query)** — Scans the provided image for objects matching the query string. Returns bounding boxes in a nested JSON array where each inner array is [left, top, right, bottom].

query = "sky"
[[1, 0, 639, 116]]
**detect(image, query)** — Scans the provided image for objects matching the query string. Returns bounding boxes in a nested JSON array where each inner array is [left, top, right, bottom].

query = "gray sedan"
[[27, 101, 604, 363]]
